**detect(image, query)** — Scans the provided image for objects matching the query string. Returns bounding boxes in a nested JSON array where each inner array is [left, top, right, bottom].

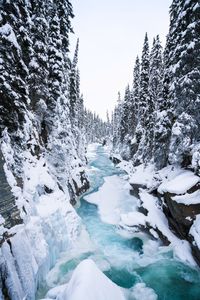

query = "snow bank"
[[84, 175, 137, 225], [117, 160, 135, 176], [129, 164, 155, 187], [49, 259, 125, 300], [128, 163, 200, 197], [158, 170, 200, 195], [172, 190, 200, 205], [120, 211, 146, 227], [139, 190, 196, 267]]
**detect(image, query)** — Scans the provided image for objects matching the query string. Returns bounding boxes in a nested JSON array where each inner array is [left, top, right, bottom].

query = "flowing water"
[[38, 145, 200, 300]]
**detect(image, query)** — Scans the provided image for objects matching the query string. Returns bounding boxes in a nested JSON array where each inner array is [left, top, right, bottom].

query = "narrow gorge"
[[0, 0, 200, 299]]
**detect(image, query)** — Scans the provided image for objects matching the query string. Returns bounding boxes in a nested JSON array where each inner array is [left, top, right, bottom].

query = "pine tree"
[[113, 92, 122, 148], [0, 1, 31, 134], [139, 33, 150, 126], [149, 36, 163, 111], [153, 34, 174, 169], [144, 36, 163, 163], [132, 56, 140, 123], [69, 38, 79, 122], [134, 33, 150, 164], [153, 0, 182, 169], [28, 0, 48, 110], [119, 86, 131, 143]]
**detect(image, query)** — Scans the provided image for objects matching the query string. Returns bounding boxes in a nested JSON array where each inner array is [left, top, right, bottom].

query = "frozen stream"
[[38, 145, 200, 300]]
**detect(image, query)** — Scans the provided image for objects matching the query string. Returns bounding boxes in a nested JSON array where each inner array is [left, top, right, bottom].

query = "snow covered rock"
[[139, 190, 196, 267], [52, 259, 126, 300], [110, 153, 122, 165], [158, 170, 200, 195]]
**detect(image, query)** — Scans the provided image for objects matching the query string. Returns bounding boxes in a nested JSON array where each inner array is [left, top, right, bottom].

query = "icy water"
[[38, 145, 200, 300]]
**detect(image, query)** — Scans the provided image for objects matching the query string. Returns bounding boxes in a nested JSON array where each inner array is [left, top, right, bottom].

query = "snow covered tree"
[[113, 92, 122, 148], [132, 56, 140, 123], [119, 85, 131, 144], [133, 33, 150, 164], [153, 0, 182, 170], [84, 110, 109, 143], [143, 36, 163, 163], [153, 34, 174, 169], [149, 36, 163, 111], [168, 0, 200, 167], [138, 33, 150, 127], [69, 38, 79, 122], [28, 0, 48, 110], [154, 0, 200, 169], [0, 1, 31, 134]]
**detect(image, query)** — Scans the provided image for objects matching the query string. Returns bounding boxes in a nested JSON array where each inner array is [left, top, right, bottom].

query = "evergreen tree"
[[154, 0, 200, 169], [153, 34, 174, 169], [132, 56, 140, 123], [168, 0, 200, 167], [28, 0, 49, 112], [113, 92, 122, 148], [119, 85, 131, 143], [144, 36, 163, 163], [69, 38, 79, 122], [139, 33, 150, 126], [149, 36, 163, 111], [134, 33, 150, 164], [0, 1, 31, 134]]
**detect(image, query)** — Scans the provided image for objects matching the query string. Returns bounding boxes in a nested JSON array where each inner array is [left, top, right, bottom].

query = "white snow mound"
[[158, 171, 200, 195], [55, 259, 126, 300]]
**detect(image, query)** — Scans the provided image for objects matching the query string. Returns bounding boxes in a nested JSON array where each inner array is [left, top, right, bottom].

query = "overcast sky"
[[70, 0, 172, 120]]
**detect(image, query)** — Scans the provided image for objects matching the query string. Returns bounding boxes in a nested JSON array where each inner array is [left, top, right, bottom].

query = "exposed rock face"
[[161, 186, 200, 266], [0, 150, 22, 231], [110, 155, 121, 165], [130, 183, 146, 198], [162, 192, 200, 238]]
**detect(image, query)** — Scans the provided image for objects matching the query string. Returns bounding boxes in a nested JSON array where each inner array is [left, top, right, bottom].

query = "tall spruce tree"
[[144, 36, 163, 163], [119, 85, 131, 143], [134, 33, 150, 164], [69, 38, 79, 122], [132, 56, 140, 123], [139, 33, 150, 127], [153, 0, 181, 169], [113, 92, 122, 148], [28, 0, 49, 112]]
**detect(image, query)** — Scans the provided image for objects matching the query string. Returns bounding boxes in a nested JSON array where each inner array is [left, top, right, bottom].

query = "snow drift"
[[46, 259, 126, 300]]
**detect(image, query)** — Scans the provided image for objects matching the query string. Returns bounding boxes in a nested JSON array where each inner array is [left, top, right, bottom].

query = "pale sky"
[[70, 0, 172, 120]]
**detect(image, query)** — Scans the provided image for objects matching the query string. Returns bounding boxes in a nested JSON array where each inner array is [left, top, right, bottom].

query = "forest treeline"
[[112, 0, 200, 172]]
